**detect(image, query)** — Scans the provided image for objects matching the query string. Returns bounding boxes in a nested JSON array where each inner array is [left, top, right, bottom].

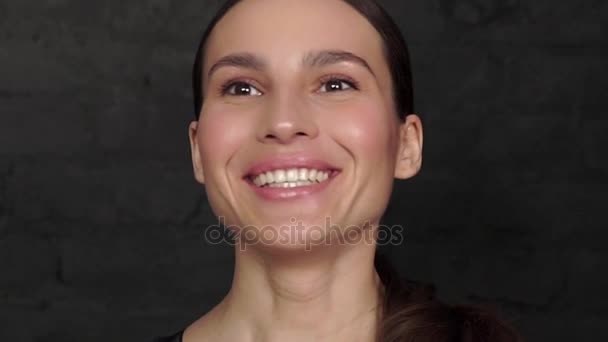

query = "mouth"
[[246, 168, 341, 188], [243, 157, 342, 199]]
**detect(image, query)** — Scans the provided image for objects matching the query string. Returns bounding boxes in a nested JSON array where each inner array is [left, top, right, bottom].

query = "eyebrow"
[[207, 49, 375, 79]]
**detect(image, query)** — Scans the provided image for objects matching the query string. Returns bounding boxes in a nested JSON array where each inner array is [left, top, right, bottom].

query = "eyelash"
[[218, 74, 360, 96]]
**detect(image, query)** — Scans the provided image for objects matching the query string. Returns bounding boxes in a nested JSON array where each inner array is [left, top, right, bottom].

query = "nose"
[[256, 92, 319, 144]]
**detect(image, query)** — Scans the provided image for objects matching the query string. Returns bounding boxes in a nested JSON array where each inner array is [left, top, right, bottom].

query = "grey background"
[[1, 0, 607, 341]]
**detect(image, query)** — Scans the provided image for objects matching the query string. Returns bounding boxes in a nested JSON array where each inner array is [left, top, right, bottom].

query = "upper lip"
[[244, 154, 341, 179]]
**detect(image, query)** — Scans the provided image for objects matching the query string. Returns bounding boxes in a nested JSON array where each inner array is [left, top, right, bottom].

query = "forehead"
[[204, 0, 387, 74]]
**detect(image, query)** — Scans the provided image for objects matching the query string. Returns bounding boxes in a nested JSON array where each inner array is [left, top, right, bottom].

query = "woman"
[[155, 0, 522, 341]]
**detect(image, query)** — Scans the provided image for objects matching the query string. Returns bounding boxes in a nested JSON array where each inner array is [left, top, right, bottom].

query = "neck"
[[191, 239, 383, 342]]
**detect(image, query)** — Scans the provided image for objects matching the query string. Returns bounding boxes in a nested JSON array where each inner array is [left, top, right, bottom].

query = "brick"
[[0, 303, 192, 342], [389, 178, 601, 247], [9, 160, 117, 223], [513, 311, 608, 341], [388, 176, 488, 241], [0, 90, 97, 155], [0, 222, 226, 335], [563, 248, 608, 313], [56, 223, 187, 311], [0, 1, 169, 43], [172, 223, 234, 293], [0, 0, 219, 47], [0, 161, 14, 232], [394, 241, 563, 307], [8, 159, 203, 224], [0, 305, 37, 341], [0, 233, 57, 295], [414, 114, 583, 187], [112, 161, 204, 224], [475, 183, 608, 242], [412, 45, 608, 116], [57, 223, 176, 284], [0, 45, 194, 156], [582, 119, 608, 171], [475, 115, 574, 165], [0, 6, 199, 92], [0, 87, 194, 158], [384, 0, 607, 45], [471, 114, 584, 188], [57, 221, 229, 310]]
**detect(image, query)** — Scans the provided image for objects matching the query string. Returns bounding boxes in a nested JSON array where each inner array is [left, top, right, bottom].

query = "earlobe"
[[394, 114, 423, 180], [188, 121, 205, 184]]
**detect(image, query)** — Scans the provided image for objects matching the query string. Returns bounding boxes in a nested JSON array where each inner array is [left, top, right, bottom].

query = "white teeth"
[[315, 171, 325, 183], [308, 169, 317, 181], [252, 168, 332, 188], [265, 171, 274, 183], [274, 170, 286, 183], [259, 173, 267, 185], [286, 169, 298, 182], [253, 177, 260, 186], [268, 180, 314, 188]]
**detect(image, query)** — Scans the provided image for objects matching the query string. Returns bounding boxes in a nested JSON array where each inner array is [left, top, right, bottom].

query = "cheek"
[[325, 99, 397, 162], [197, 105, 251, 173]]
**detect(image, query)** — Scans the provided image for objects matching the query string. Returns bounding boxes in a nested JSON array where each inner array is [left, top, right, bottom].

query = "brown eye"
[[223, 81, 262, 96], [319, 78, 356, 93]]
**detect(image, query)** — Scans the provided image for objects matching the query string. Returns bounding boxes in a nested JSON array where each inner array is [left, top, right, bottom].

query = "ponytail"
[[374, 251, 523, 342]]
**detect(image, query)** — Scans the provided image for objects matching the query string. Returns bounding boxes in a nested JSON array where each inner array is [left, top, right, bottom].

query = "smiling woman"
[[154, 0, 522, 341]]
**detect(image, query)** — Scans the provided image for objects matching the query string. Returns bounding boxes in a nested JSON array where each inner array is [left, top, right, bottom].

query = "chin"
[[230, 222, 336, 252], [233, 219, 376, 254]]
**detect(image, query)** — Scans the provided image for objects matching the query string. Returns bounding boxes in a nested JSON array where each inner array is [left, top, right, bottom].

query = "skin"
[[187, 0, 423, 341]]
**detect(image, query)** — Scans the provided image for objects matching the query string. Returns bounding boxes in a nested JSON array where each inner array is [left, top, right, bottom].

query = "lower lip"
[[246, 171, 340, 201]]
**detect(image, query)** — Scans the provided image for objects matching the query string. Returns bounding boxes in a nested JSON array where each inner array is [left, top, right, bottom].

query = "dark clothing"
[[152, 330, 183, 342]]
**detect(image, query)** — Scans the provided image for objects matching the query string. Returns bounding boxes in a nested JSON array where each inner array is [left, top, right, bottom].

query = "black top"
[[152, 330, 183, 342]]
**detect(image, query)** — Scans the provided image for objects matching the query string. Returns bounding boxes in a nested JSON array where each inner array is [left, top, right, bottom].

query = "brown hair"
[[192, 0, 412, 121], [191, 0, 523, 340], [374, 252, 522, 341]]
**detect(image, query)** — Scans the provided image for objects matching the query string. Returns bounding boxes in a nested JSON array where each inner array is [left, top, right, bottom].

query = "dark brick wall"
[[1, 0, 606, 340]]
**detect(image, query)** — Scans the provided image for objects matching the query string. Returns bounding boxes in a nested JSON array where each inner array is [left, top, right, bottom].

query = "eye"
[[222, 81, 263, 96], [319, 78, 358, 93]]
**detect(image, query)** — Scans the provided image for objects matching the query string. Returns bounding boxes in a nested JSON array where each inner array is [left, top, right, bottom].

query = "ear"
[[394, 114, 423, 179], [188, 120, 205, 184]]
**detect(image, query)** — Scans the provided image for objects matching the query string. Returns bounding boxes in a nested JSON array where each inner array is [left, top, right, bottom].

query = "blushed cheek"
[[326, 100, 396, 165], [197, 106, 251, 176]]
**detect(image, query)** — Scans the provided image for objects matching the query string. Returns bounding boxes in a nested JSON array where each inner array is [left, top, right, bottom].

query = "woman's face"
[[189, 0, 422, 249]]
